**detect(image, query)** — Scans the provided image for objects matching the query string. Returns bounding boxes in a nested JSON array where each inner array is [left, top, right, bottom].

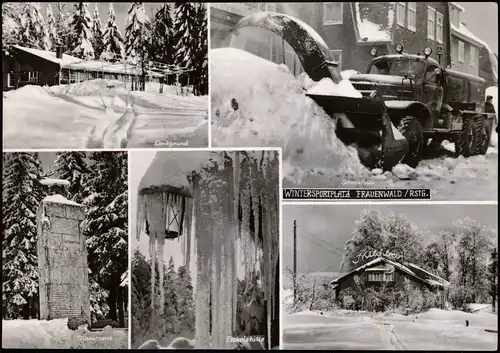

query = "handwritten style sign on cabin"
[[352, 249, 403, 265]]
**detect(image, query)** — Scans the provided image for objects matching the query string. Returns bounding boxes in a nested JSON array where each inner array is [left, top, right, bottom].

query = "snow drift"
[[1, 318, 127, 349], [210, 47, 370, 183]]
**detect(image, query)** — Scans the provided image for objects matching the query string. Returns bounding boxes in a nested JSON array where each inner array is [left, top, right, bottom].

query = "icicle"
[[137, 195, 145, 241], [188, 196, 195, 273], [158, 234, 165, 314], [232, 152, 240, 334]]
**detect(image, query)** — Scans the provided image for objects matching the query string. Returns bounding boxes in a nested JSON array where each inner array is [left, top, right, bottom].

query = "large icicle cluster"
[[193, 151, 279, 349]]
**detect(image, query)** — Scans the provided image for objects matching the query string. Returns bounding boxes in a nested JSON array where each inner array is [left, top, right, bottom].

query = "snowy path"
[[283, 310, 498, 350], [3, 83, 208, 149]]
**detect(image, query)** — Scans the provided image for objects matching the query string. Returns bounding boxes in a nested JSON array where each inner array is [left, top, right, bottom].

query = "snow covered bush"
[[449, 285, 475, 312]]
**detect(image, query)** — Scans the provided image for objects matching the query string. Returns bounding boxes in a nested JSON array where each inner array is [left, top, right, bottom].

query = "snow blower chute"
[[235, 12, 409, 170]]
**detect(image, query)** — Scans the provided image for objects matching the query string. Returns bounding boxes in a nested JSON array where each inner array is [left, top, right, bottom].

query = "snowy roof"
[[62, 60, 164, 78], [450, 23, 498, 81], [353, 2, 392, 45], [43, 194, 81, 206], [40, 178, 70, 186], [12, 45, 81, 66], [138, 152, 211, 196], [331, 257, 449, 289]]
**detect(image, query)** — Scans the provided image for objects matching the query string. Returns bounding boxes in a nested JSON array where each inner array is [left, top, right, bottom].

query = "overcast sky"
[[282, 204, 499, 275], [457, 2, 498, 54]]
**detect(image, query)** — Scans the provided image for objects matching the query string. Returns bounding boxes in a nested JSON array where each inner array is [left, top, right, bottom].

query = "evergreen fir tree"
[[69, 2, 95, 59], [81, 152, 128, 323], [2, 153, 45, 319], [56, 3, 72, 52], [193, 4, 208, 71], [101, 3, 124, 61], [172, 2, 197, 69], [52, 151, 89, 204], [45, 4, 58, 51], [19, 3, 48, 49], [151, 3, 174, 64], [164, 256, 179, 332], [91, 4, 104, 59], [124, 2, 151, 60], [177, 265, 195, 331]]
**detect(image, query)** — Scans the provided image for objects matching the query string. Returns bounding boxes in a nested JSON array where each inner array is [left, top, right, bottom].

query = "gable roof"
[[11, 45, 81, 66], [331, 257, 450, 289]]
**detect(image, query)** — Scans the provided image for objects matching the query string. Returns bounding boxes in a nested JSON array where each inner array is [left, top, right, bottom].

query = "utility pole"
[[293, 220, 297, 303]]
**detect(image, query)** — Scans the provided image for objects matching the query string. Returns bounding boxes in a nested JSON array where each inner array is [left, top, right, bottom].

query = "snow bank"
[[307, 78, 362, 98], [43, 194, 81, 206], [210, 48, 370, 183], [49, 79, 128, 97], [1, 318, 127, 349], [5, 85, 53, 100], [40, 178, 70, 186]]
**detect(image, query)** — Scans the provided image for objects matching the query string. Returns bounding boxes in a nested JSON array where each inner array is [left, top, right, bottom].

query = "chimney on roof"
[[56, 45, 64, 59]]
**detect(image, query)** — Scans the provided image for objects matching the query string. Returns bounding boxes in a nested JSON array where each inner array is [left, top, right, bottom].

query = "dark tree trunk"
[[118, 287, 125, 327], [22, 301, 29, 320], [109, 286, 118, 322]]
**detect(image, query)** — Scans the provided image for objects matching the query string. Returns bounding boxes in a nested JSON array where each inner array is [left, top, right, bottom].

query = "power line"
[[297, 226, 346, 257], [298, 230, 344, 258]]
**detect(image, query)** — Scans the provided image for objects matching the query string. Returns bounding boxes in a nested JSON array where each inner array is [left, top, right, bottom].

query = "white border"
[[207, 4, 212, 148], [278, 146, 284, 349], [282, 201, 498, 206], [127, 152, 132, 349]]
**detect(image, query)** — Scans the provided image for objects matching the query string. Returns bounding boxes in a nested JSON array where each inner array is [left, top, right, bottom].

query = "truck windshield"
[[368, 58, 425, 77]]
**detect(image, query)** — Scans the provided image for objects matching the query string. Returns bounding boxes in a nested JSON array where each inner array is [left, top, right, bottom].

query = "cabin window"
[[427, 7, 436, 41], [436, 12, 444, 44], [407, 2, 417, 32], [28, 71, 39, 83], [330, 50, 342, 71], [458, 40, 465, 63], [7, 73, 14, 87], [470, 45, 478, 67], [323, 2, 343, 25], [368, 272, 394, 282]]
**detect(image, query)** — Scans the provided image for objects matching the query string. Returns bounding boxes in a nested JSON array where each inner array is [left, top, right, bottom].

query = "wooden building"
[[331, 257, 449, 306], [2, 45, 163, 91]]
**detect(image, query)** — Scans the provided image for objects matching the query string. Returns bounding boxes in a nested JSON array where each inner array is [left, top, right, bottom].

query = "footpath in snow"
[[3, 80, 208, 149], [283, 308, 498, 351], [210, 48, 498, 201]]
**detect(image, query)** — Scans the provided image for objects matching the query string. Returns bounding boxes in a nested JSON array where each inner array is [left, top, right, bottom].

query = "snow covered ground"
[[211, 48, 498, 201], [283, 309, 498, 350], [3, 80, 208, 149], [2, 318, 128, 349]]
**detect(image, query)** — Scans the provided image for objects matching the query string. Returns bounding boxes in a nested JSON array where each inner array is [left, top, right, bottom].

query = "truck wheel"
[[397, 116, 424, 168], [456, 119, 478, 157], [476, 119, 491, 155]]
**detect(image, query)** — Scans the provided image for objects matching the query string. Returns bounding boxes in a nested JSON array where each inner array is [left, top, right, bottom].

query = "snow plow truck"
[[235, 12, 495, 170]]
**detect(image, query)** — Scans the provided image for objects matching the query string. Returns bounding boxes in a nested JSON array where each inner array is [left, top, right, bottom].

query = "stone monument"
[[36, 195, 90, 328]]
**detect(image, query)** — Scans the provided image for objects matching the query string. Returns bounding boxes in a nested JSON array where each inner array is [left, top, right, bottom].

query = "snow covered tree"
[[91, 4, 104, 59], [340, 209, 387, 272], [101, 3, 124, 61], [82, 152, 128, 323], [192, 3, 208, 93], [56, 3, 72, 52], [150, 3, 174, 64], [124, 2, 151, 90], [69, 2, 95, 59], [177, 264, 195, 331], [17, 2, 47, 49], [52, 151, 89, 204], [124, 2, 151, 59], [384, 212, 424, 264], [489, 248, 497, 313], [2, 3, 25, 49], [2, 153, 45, 319], [164, 257, 179, 333], [131, 249, 152, 342], [45, 4, 58, 51], [172, 2, 197, 70]]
